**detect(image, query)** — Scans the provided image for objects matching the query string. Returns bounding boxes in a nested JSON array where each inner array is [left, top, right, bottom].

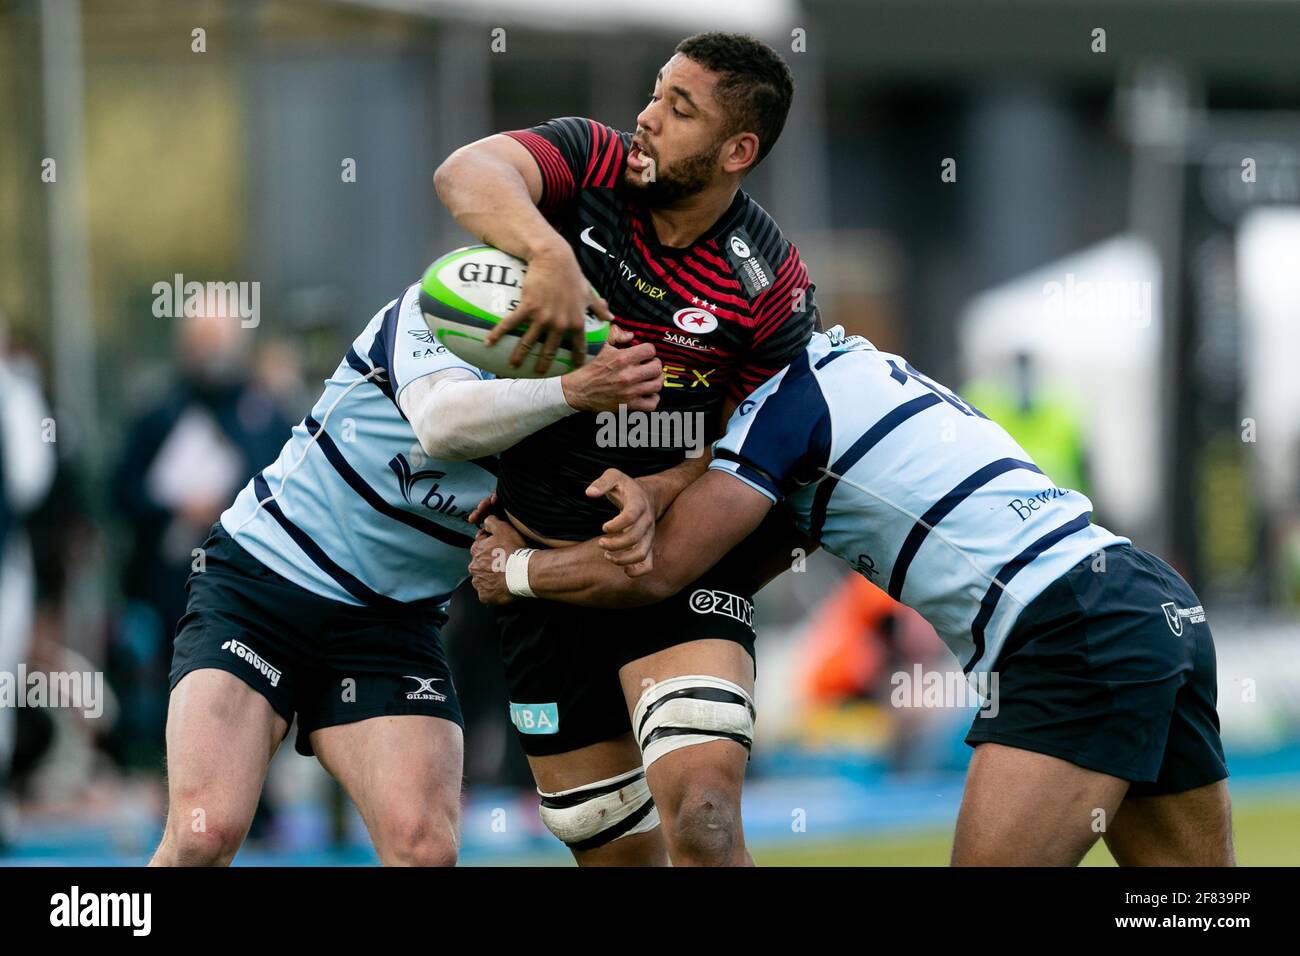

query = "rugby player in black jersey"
[[435, 33, 817, 865]]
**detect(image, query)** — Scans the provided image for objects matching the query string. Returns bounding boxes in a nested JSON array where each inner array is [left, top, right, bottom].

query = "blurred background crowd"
[[1, 0, 1299, 864]]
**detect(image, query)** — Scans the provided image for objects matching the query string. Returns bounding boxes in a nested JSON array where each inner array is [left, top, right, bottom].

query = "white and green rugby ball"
[[419, 244, 609, 379]]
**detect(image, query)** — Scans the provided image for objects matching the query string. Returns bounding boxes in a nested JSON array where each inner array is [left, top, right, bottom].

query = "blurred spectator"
[[108, 310, 292, 770], [0, 318, 58, 849], [796, 574, 947, 771]]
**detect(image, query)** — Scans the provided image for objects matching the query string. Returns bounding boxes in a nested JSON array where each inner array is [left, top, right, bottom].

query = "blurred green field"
[[754, 796, 1300, 866]]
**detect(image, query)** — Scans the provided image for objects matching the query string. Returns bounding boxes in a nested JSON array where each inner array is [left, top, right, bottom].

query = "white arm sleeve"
[[398, 367, 578, 460]]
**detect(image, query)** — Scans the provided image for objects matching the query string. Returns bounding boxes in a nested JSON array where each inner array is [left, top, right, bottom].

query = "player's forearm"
[[525, 539, 683, 608], [638, 452, 711, 519], [402, 373, 576, 460], [434, 148, 566, 263]]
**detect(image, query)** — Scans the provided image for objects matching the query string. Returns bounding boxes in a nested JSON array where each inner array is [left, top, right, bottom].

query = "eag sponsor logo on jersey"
[[221, 639, 282, 687], [407, 327, 450, 359]]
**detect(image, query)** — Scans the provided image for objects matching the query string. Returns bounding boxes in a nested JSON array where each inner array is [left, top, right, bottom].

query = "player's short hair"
[[675, 32, 795, 169]]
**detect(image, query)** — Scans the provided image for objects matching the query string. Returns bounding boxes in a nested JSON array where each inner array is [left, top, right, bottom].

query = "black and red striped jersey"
[[500, 115, 819, 540]]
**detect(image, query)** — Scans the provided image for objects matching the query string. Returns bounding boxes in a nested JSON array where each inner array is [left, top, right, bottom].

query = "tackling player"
[[434, 32, 818, 865], [150, 284, 660, 866], [470, 326, 1234, 867]]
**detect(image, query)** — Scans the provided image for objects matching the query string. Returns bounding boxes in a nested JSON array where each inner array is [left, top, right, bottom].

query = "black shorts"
[[966, 543, 1228, 796], [473, 560, 758, 757], [169, 525, 463, 757]]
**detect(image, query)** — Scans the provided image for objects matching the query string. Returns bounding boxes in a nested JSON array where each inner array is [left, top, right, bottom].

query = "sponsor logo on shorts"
[[404, 676, 448, 702], [1161, 601, 1206, 636], [509, 701, 559, 734], [688, 589, 755, 628], [220, 639, 282, 688]]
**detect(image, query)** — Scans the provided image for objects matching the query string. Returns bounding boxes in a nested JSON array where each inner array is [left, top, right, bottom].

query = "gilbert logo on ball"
[[419, 245, 610, 379]]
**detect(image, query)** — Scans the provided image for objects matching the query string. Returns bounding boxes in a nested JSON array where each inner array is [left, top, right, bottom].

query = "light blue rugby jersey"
[[221, 284, 496, 612], [711, 327, 1129, 676]]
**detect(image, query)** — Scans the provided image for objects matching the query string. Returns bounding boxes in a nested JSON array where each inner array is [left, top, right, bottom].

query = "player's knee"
[[164, 815, 245, 866], [376, 810, 459, 867], [660, 781, 741, 863]]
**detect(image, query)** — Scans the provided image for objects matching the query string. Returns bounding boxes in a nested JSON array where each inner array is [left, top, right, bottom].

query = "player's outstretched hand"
[[468, 515, 527, 604], [587, 468, 655, 577], [491, 239, 615, 375], [561, 324, 662, 413]]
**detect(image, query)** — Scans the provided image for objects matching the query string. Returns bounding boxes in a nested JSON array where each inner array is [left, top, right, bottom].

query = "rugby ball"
[[419, 244, 609, 379]]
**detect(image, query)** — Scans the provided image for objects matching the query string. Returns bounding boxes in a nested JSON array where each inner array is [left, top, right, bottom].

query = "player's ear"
[[721, 132, 760, 175]]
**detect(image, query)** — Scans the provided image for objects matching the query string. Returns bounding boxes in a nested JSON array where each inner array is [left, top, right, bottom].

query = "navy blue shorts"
[[966, 544, 1228, 796], [169, 525, 463, 757]]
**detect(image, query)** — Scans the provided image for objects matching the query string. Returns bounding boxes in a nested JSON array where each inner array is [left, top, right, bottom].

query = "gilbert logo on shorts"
[[1161, 601, 1206, 636], [405, 676, 448, 702], [220, 639, 282, 687], [688, 589, 754, 628]]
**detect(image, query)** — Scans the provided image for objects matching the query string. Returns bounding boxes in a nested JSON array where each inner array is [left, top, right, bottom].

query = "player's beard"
[[618, 139, 721, 208]]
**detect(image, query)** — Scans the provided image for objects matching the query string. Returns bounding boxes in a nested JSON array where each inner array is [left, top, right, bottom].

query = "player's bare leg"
[[951, 742, 1129, 866], [311, 715, 464, 866], [620, 639, 756, 867], [150, 669, 288, 866], [528, 734, 669, 866], [1101, 780, 1234, 866]]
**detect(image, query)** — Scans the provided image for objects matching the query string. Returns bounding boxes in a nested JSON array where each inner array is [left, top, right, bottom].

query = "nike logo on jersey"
[[580, 226, 613, 257]]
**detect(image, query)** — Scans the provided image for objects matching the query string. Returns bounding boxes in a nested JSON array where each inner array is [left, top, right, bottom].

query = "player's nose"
[[634, 101, 658, 132]]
